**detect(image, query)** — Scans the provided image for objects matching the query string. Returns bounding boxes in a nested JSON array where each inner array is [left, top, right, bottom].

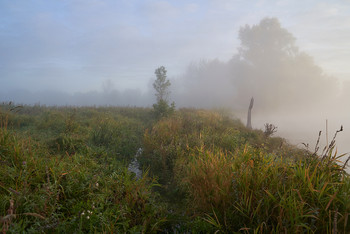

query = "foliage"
[[152, 99, 175, 119], [141, 108, 350, 233], [173, 18, 338, 111], [48, 133, 86, 155], [152, 66, 175, 119], [182, 146, 350, 233], [141, 109, 297, 192], [153, 66, 170, 103], [264, 122, 278, 137], [238, 17, 297, 61], [90, 115, 144, 160], [0, 105, 166, 233]]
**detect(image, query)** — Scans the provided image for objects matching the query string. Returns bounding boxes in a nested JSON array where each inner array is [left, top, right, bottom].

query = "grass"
[[0, 103, 349, 233], [0, 104, 166, 233], [182, 146, 349, 232], [141, 108, 350, 233]]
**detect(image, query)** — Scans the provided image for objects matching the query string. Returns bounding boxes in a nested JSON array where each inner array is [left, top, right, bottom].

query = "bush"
[[153, 100, 175, 119]]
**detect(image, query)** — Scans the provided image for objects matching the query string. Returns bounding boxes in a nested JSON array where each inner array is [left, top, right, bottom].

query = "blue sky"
[[1, 0, 350, 94]]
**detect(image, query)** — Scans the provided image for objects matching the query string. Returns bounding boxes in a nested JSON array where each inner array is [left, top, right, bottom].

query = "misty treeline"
[[173, 17, 341, 113], [3, 17, 348, 114]]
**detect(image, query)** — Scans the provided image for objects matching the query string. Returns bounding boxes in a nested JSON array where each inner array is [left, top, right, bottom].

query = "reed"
[[182, 142, 350, 233]]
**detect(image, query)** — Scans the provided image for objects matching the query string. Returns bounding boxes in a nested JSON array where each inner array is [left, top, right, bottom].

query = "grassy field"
[[0, 103, 349, 233]]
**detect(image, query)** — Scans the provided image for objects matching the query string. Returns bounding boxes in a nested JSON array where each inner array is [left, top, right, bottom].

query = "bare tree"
[[264, 123, 277, 137], [246, 97, 254, 129]]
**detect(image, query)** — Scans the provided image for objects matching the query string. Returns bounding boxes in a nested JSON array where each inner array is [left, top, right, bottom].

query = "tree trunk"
[[246, 97, 254, 129]]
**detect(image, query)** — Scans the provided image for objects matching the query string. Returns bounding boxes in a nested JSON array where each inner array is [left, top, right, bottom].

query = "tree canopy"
[[173, 17, 338, 112], [153, 66, 171, 103], [238, 17, 298, 64], [152, 66, 174, 119], [230, 17, 337, 110]]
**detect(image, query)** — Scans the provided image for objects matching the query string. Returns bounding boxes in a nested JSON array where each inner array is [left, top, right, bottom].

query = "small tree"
[[152, 66, 175, 119], [264, 123, 277, 137]]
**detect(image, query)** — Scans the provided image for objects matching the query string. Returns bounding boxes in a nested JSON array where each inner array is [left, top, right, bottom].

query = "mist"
[[170, 18, 349, 157], [1, 1, 350, 161]]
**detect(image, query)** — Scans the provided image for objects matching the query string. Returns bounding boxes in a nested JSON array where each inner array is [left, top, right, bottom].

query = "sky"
[[1, 0, 350, 95]]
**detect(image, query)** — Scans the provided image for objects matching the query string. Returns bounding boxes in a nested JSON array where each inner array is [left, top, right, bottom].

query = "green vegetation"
[[152, 66, 175, 119], [1, 103, 349, 233]]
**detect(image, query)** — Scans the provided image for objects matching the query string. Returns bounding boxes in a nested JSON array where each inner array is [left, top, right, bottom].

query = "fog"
[[171, 18, 350, 159], [1, 1, 350, 164]]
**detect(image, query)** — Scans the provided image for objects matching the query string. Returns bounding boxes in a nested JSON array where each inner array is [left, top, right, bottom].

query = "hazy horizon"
[[2, 1, 350, 95]]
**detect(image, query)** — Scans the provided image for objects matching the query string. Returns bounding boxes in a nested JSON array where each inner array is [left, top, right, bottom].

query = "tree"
[[170, 17, 337, 112], [152, 66, 175, 119], [246, 97, 254, 129], [264, 123, 277, 137], [238, 17, 298, 64], [153, 66, 170, 102], [230, 17, 337, 111]]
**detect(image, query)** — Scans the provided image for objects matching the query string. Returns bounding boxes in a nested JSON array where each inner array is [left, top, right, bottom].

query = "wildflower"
[[87, 216, 90, 219], [81, 211, 85, 216], [95, 182, 99, 187]]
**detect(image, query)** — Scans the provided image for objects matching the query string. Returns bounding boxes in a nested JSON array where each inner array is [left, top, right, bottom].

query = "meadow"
[[0, 103, 349, 233]]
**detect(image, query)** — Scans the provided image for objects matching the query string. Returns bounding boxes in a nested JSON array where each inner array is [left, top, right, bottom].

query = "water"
[[235, 111, 350, 173], [128, 148, 143, 179]]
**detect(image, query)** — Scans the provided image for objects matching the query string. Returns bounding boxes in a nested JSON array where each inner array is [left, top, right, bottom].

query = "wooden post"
[[246, 97, 254, 129]]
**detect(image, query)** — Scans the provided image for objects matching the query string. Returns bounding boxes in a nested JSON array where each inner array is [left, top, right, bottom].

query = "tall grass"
[[0, 105, 167, 233], [141, 108, 350, 232], [1, 104, 349, 232], [141, 108, 302, 187], [182, 144, 350, 233]]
